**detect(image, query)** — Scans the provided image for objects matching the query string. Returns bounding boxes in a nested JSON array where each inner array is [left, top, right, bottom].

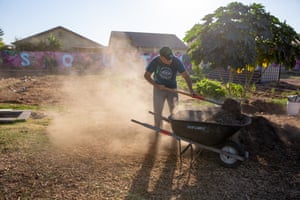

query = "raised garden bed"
[[0, 109, 31, 123]]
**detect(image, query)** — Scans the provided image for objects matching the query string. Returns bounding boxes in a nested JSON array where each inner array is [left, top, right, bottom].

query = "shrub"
[[226, 82, 244, 98], [195, 79, 226, 99]]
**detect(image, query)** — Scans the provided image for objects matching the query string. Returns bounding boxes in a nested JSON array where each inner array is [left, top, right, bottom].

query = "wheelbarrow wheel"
[[218, 141, 244, 168]]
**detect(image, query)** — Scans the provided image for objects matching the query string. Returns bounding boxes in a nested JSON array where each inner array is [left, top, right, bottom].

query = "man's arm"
[[181, 71, 194, 94], [144, 71, 166, 90], [144, 71, 155, 85]]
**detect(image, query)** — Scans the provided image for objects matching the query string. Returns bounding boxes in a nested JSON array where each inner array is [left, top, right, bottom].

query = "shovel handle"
[[163, 87, 222, 105]]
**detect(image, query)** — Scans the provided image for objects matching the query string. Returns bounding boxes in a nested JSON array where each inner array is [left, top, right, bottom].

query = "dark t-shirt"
[[146, 56, 186, 89]]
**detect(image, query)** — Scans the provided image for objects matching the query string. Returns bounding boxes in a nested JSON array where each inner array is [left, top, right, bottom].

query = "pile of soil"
[[206, 98, 244, 125], [201, 96, 299, 165]]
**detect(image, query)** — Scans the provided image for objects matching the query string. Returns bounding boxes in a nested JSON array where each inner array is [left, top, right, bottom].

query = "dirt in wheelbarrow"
[[204, 98, 245, 124], [0, 75, 299, 199]]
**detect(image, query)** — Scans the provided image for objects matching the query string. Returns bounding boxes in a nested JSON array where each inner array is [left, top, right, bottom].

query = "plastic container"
[[287, 95, 300, 115]]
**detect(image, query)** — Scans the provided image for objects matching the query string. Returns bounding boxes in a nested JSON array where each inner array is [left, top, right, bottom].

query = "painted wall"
[[0, 50, 112, 70], [295, 59, 300, 71], [0, 50, 192, 71]]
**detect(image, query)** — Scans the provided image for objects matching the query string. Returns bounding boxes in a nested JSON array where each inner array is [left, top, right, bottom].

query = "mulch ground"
[[0, 75, 299, 199]]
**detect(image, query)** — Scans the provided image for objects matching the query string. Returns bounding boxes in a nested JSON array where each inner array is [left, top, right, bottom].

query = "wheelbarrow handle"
[[148, 111, 170, 122], [131, 119, 173, 136]]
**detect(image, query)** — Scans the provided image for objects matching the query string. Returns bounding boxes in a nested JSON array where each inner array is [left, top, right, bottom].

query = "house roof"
[[109, 31, 187, 50], [14, 26, 104, 48]]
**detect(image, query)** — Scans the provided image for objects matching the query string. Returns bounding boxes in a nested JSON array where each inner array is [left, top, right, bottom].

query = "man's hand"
[[190, 89, 196, 96]]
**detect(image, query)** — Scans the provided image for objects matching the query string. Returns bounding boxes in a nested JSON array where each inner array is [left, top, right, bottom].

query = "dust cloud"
[[47, 44, 176, 156]]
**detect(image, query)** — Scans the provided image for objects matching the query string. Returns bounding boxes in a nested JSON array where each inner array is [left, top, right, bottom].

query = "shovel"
[[162, 87, 223, 105]]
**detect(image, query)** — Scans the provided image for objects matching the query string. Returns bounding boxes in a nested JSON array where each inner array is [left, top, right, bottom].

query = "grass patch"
[[0, 103, 40, 110], [0, 103, 65, 114], [0, 114, 50, 153], [272, 98, 287, 105]]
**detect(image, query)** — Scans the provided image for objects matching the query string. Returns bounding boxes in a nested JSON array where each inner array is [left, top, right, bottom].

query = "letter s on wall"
[[20, 52, 30, 66]]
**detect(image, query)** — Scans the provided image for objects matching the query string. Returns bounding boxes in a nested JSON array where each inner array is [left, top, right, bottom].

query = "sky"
[[1, 0, 300, 46]]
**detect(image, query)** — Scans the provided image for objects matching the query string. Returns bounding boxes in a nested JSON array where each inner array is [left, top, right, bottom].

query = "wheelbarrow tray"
[[170, 110, 251, 146], [131, 110, 252, 167]]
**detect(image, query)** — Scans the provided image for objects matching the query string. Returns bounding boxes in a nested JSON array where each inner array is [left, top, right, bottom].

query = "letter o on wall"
[[62, 54, 73, 67]]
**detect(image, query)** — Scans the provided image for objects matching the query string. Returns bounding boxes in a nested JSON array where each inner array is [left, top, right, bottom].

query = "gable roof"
[[14, 26, 104, 48], [109, 31, 187, 50]]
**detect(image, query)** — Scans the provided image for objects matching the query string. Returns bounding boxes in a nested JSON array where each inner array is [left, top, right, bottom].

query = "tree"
[[184, 2, 300, 71], [45, 33, 62, 51], [15, 33, 62, 51], [0, 28, 5, 48]]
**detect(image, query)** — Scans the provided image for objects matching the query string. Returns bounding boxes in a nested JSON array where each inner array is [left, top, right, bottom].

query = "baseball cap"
[[159, 47, 173, 60]]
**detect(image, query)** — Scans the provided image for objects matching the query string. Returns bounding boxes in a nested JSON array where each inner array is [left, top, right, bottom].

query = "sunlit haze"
[[1, 0, 299, 46]]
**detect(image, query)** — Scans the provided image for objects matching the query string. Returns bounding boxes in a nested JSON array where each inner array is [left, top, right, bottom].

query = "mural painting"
[[0, 50, 112, 71], [0, 50, 192, 72]]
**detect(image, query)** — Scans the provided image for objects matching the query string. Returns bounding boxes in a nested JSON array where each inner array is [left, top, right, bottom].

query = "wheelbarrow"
[[131, 110, 252, 168]]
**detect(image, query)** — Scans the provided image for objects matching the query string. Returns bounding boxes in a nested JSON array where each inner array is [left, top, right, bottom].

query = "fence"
[[205, 67, 261, 84]]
